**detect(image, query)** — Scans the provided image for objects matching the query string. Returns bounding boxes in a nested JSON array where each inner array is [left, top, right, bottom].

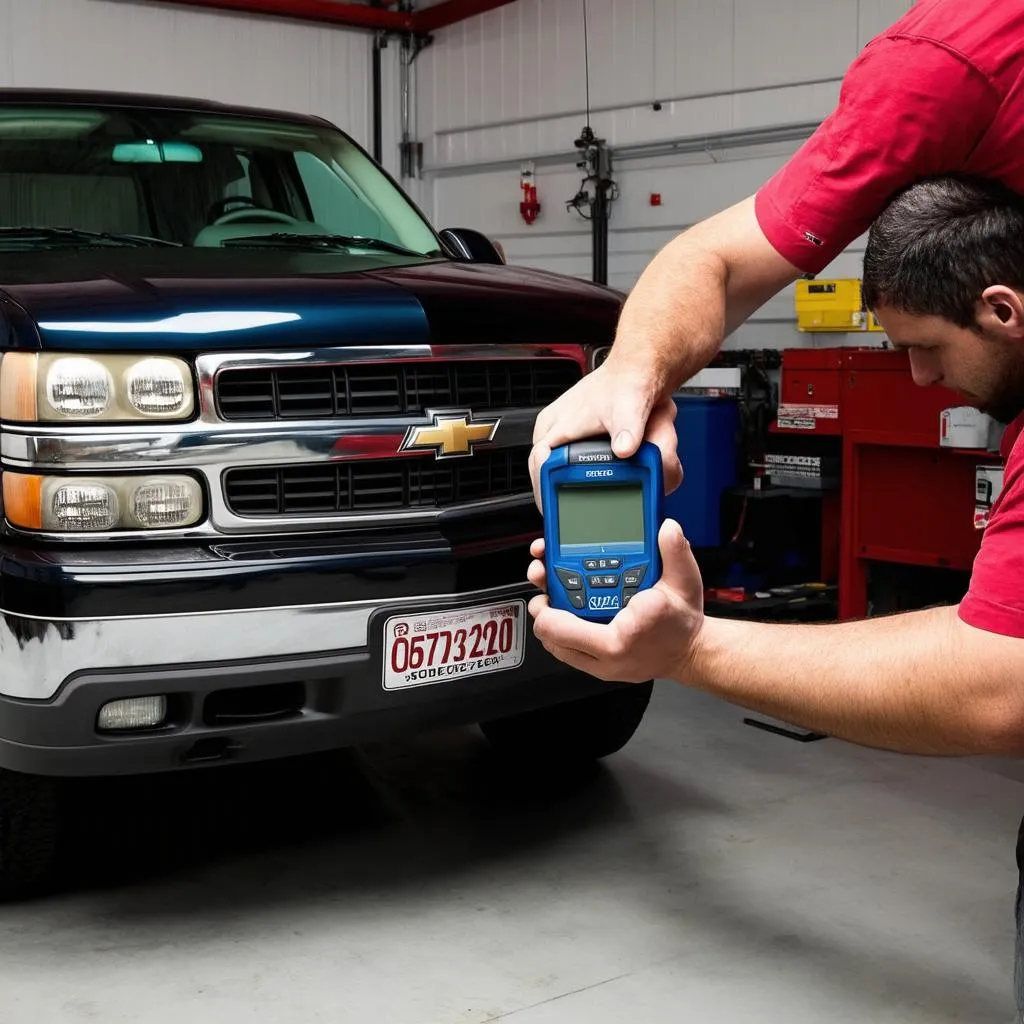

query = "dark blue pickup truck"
[[0, 88, 652, 894]]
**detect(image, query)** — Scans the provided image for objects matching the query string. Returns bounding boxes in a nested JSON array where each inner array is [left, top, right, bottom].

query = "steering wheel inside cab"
[[193, 196, 313, 246]]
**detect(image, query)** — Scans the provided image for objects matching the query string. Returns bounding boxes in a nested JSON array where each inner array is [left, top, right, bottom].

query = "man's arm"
[[528, 197, 800, 505], [687, 607, 1024, 757], [527, 522, 1024, 759], [529, 31, 998, 503], [599, 194, 803, 397]]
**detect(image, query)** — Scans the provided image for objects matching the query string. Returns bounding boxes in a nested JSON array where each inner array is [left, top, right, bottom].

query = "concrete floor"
[[1, 682, 1022, 1023]]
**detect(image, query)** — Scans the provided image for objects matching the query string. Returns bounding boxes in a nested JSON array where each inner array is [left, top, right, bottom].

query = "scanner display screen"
[[556, 483, 645, 554]]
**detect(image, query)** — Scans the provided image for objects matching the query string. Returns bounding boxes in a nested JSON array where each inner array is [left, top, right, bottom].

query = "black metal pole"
[[592, 189, 608, 284], [591, 139, 609, 286], [371, 33, 383, 163]]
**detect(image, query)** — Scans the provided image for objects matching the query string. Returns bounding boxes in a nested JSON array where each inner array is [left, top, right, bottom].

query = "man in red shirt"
[[529, 0, 1024, 496], [532, 172, 1024, 1012], [526, 0, 1024, 1013]]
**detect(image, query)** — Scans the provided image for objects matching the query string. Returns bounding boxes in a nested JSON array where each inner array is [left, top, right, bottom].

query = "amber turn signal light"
[[2, 473, 43, 530], [0, 353, 39, 422]]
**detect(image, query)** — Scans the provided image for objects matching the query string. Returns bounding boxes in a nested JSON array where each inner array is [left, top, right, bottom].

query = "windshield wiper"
[[0, 227, 181, 248], [220, 232, 433, 258]]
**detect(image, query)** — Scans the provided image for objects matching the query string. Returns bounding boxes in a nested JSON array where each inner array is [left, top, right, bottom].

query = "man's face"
[[873, 304, 1024, 424]]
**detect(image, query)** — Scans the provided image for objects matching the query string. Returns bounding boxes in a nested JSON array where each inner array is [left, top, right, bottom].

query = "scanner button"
[[589, 574, 620, 588], [569, 592, 586, 610], [583, 559, 599, 571], [622, 587, 639, 606], [596, 557, 622, 570], [556, 569, 583, 591], [623, 565, 647, 588]]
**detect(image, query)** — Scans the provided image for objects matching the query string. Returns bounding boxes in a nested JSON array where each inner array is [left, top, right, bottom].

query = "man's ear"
[[978, 286, 1024, 336]]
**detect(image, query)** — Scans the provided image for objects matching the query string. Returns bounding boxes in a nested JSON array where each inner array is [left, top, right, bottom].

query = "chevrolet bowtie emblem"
[[399, 411, 500, 459]]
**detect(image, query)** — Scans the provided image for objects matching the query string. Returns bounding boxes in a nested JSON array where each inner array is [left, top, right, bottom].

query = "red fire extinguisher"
[[520, 180, 541, 225]]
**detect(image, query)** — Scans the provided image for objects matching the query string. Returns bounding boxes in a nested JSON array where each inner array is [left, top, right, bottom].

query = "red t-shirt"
[[959, 415, 1024, 637], [755, 0, 1024, 638], [755, 0, 1024, 275]]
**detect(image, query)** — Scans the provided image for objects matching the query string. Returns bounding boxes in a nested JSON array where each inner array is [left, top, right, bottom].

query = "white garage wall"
[[0, 0, 373, 148], [413, 0, 915, 349]]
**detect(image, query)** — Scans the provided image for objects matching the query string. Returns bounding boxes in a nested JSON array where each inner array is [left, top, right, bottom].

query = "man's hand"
[[528, 362, 681, 510], [526, 518, 704, 683]]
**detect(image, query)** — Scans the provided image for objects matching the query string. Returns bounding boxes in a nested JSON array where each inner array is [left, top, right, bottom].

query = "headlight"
[[51, 481, 120, 531], [46, 357, 112, 417], [2, 472, 204, 532], [0, 352, 195, 422], [125, 358, 188, 415]]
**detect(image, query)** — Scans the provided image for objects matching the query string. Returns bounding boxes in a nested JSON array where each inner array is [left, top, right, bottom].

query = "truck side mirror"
[[439, 228, 506, 265]]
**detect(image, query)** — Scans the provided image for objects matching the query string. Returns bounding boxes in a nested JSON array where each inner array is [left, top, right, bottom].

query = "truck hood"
[[0, 249, 622, 352]]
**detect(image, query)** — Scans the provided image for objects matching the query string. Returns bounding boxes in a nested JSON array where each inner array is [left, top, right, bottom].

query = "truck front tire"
[[479, 678, 654, 766], [0, 770, 59, 901]]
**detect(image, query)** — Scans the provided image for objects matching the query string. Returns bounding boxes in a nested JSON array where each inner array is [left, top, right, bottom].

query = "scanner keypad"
[[556, 568, 583, 591]]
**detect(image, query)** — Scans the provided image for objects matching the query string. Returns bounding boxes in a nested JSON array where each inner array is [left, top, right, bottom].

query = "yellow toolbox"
[[794, 278, 883, 332]]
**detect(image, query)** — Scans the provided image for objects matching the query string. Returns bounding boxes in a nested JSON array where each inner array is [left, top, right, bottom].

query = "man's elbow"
[[967, 694, 1024, 756], [947, 620, 1024, 756]]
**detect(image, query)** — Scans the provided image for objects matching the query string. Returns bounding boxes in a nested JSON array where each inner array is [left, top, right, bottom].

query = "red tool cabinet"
[[776, 347, 845, 435], [838, 348, 992, 619], [773, 347, 998, 621]]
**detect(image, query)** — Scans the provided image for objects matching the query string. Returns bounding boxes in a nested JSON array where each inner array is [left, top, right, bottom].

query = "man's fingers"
[[608, 384, 655, 459], [527, 558, 547, 591], [536, 638, 611, 679], [531, 395, 561, 444], [654, 518, 702, 599], [647, 396, 684, 494], [528, 441, 551, 510], [530, 537, 545, 559], [529, 601, 609, 673], [531, 604, 620, 659]]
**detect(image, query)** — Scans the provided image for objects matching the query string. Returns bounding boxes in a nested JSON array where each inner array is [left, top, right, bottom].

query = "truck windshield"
[[0, 104, 445, 257]]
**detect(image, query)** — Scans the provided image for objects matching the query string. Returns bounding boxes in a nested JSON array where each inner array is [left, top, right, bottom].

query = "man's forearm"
[[611, 236, 727, 392], [607, 195, 802, 393], [682, 605, 1024, 756]]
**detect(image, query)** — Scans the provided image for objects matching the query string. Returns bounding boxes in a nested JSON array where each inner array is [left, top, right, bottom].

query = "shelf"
[[724, 484, 831, 500], [704, 585, 837, 621]]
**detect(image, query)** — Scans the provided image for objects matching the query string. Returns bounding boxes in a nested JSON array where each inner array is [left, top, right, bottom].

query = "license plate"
[[381, 599, 526, 690]]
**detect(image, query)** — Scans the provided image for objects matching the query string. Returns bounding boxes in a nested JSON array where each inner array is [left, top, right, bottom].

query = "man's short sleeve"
[[959, 430, 1024, 639], [755, 34, 999, 274]]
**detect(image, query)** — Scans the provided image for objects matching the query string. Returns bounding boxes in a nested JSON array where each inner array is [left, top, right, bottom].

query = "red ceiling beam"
[[163, 0, 415, 32], [160, 0, 517, 33], [414, 0, 518, 32]]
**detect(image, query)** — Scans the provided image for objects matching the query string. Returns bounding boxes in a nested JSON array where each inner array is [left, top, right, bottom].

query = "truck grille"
[[223, 446, 532, 517], [214, 359, 582, 421]]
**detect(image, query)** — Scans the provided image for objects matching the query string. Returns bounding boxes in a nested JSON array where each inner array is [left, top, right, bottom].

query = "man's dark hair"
[[862, 174, 1024, 328]]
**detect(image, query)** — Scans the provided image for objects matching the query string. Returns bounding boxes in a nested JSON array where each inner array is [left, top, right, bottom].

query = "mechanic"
[[525, 0, 1024, 1013], [528, 0, 1024, 504], [531, 168, 1024, 1018]]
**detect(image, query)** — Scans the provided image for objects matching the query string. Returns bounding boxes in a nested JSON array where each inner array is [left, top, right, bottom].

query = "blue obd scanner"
[[541, 438, 664, 622]]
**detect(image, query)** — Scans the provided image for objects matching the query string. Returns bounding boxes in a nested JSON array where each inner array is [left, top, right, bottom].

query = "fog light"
[[3, 472, 205, 532], [97, 696, 167, 731], [50, 482, 119, 531], [129, 477, 202, 528]]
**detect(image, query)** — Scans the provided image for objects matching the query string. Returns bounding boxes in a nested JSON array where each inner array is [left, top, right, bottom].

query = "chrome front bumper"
[[0, 582, 534, 701]]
